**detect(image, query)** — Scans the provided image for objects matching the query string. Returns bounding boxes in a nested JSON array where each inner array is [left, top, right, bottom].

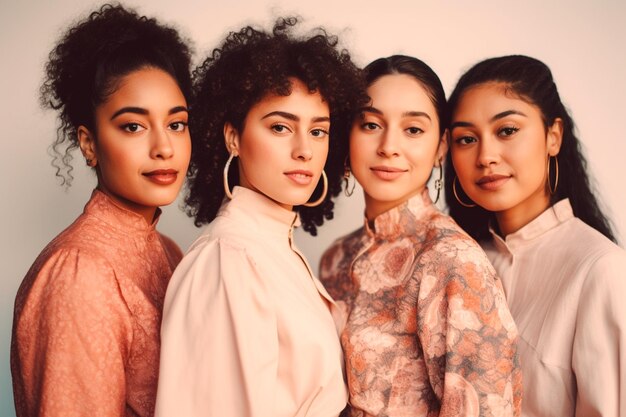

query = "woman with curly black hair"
[[11, 4, 192, 417], [156, 17, 366, 417]]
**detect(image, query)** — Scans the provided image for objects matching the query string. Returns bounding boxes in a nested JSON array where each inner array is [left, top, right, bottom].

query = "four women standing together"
[[10, 3, 625, 417]]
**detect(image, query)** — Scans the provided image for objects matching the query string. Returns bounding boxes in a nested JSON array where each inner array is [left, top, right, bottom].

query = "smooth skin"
[[223, 78, 330, 211], [77, 67, 191, 224], [350, 74, 447, 220], [449, 82, 563, 235]]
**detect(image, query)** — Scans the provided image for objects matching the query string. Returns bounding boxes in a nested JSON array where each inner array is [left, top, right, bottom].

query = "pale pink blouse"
[[156, 186, 347, 417], [11, 190, 182, 417], [482, 199, 626, 417], [320, 190, 522, 417]]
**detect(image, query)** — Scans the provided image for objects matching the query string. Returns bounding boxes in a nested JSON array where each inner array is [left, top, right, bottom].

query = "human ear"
[[547, 118, 563, 156], [435, 129, 450, 167], [223, 122, 240, 155], [77, 126, 97, 167]]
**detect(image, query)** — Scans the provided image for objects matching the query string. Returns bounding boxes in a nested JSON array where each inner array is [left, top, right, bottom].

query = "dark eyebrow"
[[110, 105, 188, 121], [169, 106, 189, 115], [491, 110, 527, 121], [261, 111, 299, 121], [111, 107, 148, 120], [261, 111, 329, 124], [360, 107, 431, 121], [450, 109, 528, 131], [402, 111, 431, 121], [360, 106, 383, 115]]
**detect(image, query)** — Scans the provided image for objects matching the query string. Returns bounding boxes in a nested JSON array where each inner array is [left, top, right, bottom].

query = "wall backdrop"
[[2, 0, 625, 413]]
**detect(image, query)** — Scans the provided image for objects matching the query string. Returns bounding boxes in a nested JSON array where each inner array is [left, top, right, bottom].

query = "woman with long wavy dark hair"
[[446, 54, 626, 417], [155, 17, 367, 417]]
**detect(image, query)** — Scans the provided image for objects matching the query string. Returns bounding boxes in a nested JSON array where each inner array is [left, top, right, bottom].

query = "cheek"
[[451, 148, 475, 178], [349, 132, 374, 170]]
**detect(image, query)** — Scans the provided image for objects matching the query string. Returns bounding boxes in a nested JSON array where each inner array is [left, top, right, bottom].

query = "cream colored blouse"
[[155, 186, 347, 417], [482, 199, 626, 417]]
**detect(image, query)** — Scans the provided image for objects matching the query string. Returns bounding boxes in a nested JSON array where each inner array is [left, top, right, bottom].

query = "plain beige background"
[[2, 0, 625, 413]]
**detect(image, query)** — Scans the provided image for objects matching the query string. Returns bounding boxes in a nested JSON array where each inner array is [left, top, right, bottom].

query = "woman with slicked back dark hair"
[[319, 55, 521, 417], [446, 54, 626, 416], [156, 17, 367, 417], [11, 4, 192, 416]]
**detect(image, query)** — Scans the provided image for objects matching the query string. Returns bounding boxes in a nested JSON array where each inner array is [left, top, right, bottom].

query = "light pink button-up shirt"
[[482, 199, 626, 417], [156, 186, 347, 417], [11, 190, 183, 417]]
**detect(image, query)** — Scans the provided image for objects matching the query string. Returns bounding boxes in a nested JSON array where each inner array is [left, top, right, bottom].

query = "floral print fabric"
[[320, 190, 522, 417]]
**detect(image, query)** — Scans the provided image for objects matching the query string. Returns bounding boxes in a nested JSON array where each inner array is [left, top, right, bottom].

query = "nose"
[[476, 137, 500, 167], [291, 132, 313, 161], [377, 129, 400, 158], [150, 128, 174, 160]]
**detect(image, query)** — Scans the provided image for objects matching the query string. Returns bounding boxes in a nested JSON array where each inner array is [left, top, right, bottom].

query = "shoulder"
[[158, 232, 184, 263], [420, 212, 495, 273], [319, 227, 364, 280]]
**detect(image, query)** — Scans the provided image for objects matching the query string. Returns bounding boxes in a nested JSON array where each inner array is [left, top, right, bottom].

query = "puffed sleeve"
[[573, 250, 626, 417], [11, 248, 133, 417], [417, 238, 522, 417], [155, 238, 278, 417]]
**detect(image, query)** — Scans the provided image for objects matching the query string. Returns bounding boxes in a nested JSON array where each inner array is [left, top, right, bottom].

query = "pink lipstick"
[[143, 169, 178, 185], [476, 174, 510, 191], [284, 170, 313, 185], [370, 165, 407, 181]]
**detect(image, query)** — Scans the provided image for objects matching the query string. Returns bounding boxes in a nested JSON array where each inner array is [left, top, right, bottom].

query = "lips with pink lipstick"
[[143, 169, 179, 185], [476, 174, 511, 191], [284, 169, 313, 185], [370, 165, 407, 181]]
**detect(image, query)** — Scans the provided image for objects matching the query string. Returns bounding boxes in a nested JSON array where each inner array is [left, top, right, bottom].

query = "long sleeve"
[[156, 238, 279, 417], [11, 248, 133, 417], [418, 242, 522, 417], [573, 250, 626, 417]]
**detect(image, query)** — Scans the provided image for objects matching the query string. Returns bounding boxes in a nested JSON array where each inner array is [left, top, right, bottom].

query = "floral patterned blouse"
[[319, 190, 522, 417], [11, 190, 183, 417]]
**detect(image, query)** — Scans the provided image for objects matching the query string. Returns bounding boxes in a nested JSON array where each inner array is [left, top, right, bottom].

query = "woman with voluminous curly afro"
[[184, 16, 367, 235], [11, 4, 192, 417], [156, 17, 367, 417]]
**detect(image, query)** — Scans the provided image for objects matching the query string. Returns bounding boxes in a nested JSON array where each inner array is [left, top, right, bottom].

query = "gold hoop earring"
[[453, 175, 476, 208], [223, 152, 237, 199], [343, 157, 355, 197], [303, 170, 328, 207], [432, 159, 443, 204], [547, 155, 559, 195]]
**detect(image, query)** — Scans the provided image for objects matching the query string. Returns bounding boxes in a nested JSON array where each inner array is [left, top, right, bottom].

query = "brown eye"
[[499, 127, 519, 137], [406, 127, 423, 135], [361, 122, 380, 131], [169, 121, 187, 132], [122, 123, 145, 133]]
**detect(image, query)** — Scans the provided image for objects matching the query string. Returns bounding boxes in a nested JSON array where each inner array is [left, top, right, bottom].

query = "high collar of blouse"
[[364, 188, 437, 240], [84, 189, 161, 233], [489, 198, 574, 254], [218, 186, 300, 238]]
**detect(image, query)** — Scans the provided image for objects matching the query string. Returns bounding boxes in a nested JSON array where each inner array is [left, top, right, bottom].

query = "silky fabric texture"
[[319, 189, 522, 417], [482, 199, 626, 417], [156, 186, 347, 417], [11, 189, 183, 417]]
